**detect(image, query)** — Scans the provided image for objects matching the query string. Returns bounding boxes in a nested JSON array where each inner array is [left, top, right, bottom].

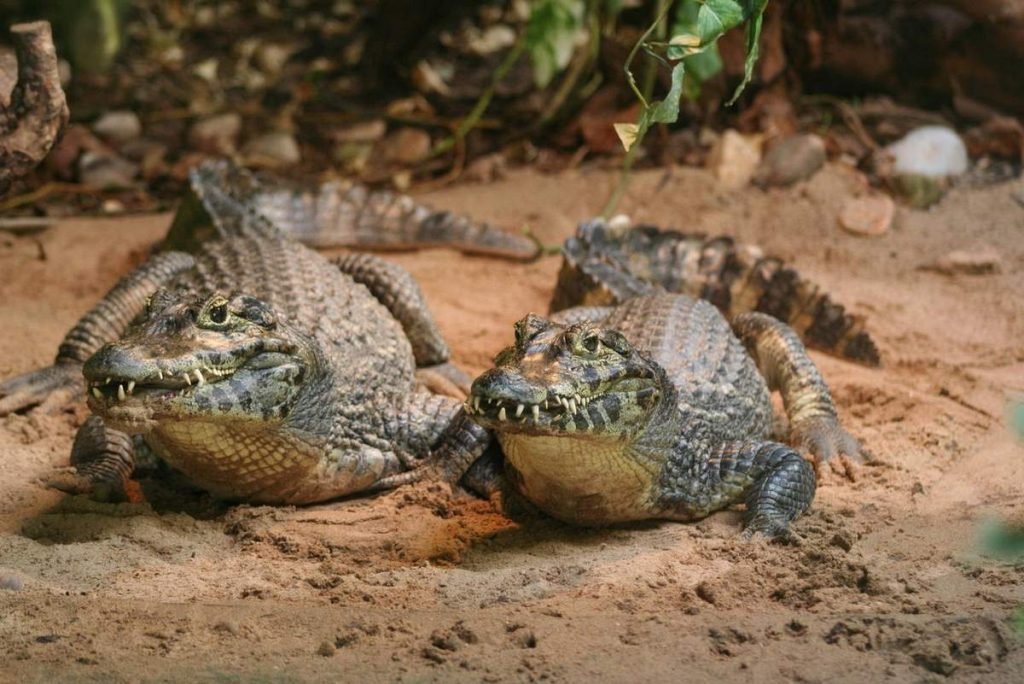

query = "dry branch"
[[0, 21, 69, 198]]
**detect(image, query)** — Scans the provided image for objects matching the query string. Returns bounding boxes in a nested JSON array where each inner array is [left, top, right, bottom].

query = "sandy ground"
[[0, 164, 1022, 683]]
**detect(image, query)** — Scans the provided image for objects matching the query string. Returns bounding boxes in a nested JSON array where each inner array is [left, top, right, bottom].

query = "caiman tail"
[[163, 159, 538, 260], [550, 218, 880, 366]]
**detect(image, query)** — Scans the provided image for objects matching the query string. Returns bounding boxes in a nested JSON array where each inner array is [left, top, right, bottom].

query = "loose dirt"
[[0, 165, 1022, 682]]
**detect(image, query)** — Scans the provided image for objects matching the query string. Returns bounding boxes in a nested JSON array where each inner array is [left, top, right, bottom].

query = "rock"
[[188, 113, 242, 155], [839, 194, 894, 237], [254, 43, 293, 75], [316, 640, 336, 657], [753, 134, 826, 187], [706, 130, 762, 190], [926, 246, 1001, 275], [242, 131, 301, 167], [78, 151, 139, 189], [885, 126, 968, 178], [330, 120, 386, 144], [92, 110, 142, 144], [377, 127, 432, 166]]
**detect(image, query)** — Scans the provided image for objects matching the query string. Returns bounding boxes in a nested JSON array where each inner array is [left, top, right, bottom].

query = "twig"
[[431, 35, 527, 158], [0, 182, 96, 213]]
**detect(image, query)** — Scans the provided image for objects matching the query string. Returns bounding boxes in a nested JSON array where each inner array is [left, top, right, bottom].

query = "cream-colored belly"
[[499, 434, 658, 525], [147, 422, 320, 501]]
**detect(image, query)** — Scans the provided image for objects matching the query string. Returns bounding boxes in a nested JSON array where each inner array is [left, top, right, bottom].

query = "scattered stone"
[[92, 110, 142, 144], [317, 640, 336, 657], [254, 43, 293, 75], [77, 151, 139, 189], [925, 246, 1002, 276], [514, 630, 538, 649], [188, 113, 242, 155], [706, 130, 762, 190], [330, 120, 386, 144], [0, 573, 23, 591], [100, 199, 125, 214], [242, 131, 301, 168], [192, 58, 219, 82], [754, 133, 826, 187], [885, 126, 968, 178], [839, 194, 895, 237], [377, 127, 432, 166]]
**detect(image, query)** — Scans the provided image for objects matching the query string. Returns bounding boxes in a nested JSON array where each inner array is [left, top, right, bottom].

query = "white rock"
[[242, 131, 301, 167], [885, 126, 968, 178], [839, 194, 894, 237], [78, 151, 139, 189], [706, 130, 762, 190], [92, 110, 142, 144]]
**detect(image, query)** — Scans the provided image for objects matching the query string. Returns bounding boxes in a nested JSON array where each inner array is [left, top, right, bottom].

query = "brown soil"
[[0, 165, 1022, 682]]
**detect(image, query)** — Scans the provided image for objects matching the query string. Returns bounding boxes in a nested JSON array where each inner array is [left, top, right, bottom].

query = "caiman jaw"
[[85, 363, 238, 405]]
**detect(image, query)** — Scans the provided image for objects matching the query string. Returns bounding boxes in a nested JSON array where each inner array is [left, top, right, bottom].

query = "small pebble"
[[242, 131, 301, 167], [839, 194, 894, 237], [317, 640, 336, 657], [885, 126, 968, 178], [92, 110, 142, 144], [378, 127, 432, 166], [753, 133, 826, 187], [706, 130, 762, 190]]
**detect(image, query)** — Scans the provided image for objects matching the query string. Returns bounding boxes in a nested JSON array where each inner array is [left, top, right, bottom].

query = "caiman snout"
[[470, 368, 548, 407]]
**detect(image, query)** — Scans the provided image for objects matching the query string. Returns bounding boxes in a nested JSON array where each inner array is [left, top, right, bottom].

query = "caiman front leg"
[[371, 391, 492, 491], [661, 439, 817, 540], [0, 251, 195, 415], [731, 312, 860, 464], [332, 253, 470, 397]]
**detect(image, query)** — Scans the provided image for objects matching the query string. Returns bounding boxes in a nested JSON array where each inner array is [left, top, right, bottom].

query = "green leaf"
[[727, 0, 769, 105], [682, 43, 723, 100], [647, 61, 687, 124], [526, 0, 585, 88]]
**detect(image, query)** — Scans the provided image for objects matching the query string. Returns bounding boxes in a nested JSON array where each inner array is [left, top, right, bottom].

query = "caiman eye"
[[581, 333, 600, 354], [209, 302, 228, 324]]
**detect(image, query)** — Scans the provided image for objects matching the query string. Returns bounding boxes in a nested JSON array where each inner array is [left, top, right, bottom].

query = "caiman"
[[463, 293, 860, 539], [0, 160, 528, 502]]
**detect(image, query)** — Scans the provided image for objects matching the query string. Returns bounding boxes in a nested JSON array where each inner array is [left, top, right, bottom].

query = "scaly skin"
[[551, 217, 880, 366], [467, 294, 859, 538], [0, 161, 492, 503]]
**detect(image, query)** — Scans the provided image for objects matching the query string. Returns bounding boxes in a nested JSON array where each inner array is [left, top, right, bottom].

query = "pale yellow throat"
[[499, 433, 658, 524]]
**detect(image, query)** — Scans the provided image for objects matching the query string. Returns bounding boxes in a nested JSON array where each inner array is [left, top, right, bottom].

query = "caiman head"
[[83, 289, 315, 433], [467, 313, 667, 439]]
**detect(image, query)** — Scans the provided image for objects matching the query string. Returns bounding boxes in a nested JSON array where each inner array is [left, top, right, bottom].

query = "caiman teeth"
[[473, 396, 481, 413], [498, 406, 507, 421], [92, 387, 102, 399], [532, 404, 540, 421], [183, 372, 191, 386], [117, 384, 126, 401], [127, 380, 135, 395], [194, 369, 205, 385], [515, 404, 524, 418]]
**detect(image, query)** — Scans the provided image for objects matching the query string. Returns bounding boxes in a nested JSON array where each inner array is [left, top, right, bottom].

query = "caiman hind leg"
[[0, 252, 195, 415], [661, 439, 816, 540], [731, 312, 860, 465], [332, 253, 470, 397]]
